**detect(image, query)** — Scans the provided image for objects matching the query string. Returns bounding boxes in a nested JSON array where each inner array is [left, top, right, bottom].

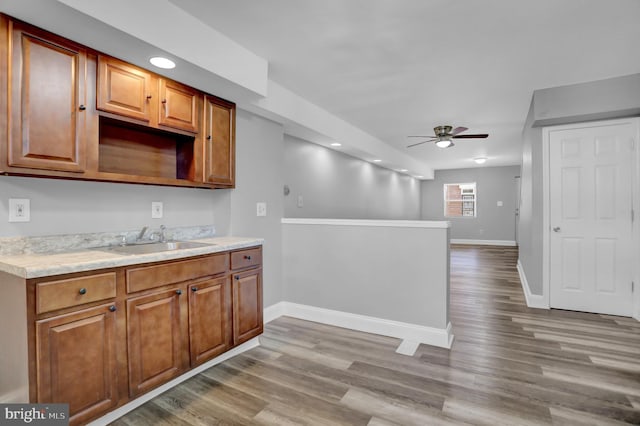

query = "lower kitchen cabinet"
[[232, 268, 263, 345], [35, 303, 118, 425], [126, 288, 188, 397], [188, 276, 232, 366], [14, 246, 262, 425]]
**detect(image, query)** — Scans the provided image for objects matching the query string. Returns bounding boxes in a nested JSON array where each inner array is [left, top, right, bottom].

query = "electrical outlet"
[[9, 198, 30, 222], [297, 195, 304, 208], [256, 202, 267, 217], [151, 201, 163, 219], [497, 201, 503, 207]]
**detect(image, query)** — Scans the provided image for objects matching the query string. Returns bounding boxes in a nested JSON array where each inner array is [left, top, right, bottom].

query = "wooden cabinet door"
[[97, 55, 152, 122], [127, 288, 187, 397], [232, 268, 263, 345], [36, 303, 118, 425], [204, 96, 235, 187], [158, 79, 198, 133], [8, 22, 87, 172], [188, 276, 232, 366]]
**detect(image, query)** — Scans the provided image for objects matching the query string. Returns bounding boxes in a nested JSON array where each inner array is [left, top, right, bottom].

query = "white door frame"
[[542, 117, 640, 317]]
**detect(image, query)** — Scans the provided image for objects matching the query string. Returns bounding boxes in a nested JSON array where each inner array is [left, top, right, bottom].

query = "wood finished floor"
[[112, 245, 640, 425]]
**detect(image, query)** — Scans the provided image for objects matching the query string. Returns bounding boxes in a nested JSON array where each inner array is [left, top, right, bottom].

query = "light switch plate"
[[151, 201, 163, 219], [297, 195, 304, 208], [256, 202, 267, 217], [9, 198, 30, 222]]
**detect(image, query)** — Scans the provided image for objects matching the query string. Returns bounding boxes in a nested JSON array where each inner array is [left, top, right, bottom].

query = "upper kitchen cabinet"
[[158, 79, 198, 133], [0, 14, 235, 189], [204, 96, 235, 187], [2, 17, 87, 173], [97, 55, 153, 123]]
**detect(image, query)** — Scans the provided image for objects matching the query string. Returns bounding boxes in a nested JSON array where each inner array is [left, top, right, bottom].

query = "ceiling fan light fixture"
[[474, 157, 487, 164], [435, 138, 453, 148]]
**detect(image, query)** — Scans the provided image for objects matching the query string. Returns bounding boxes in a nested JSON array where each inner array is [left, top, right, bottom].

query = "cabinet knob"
[[109, 305, 116, 312], [191, 287, 198, 292], [176, 289, 183, 295], [78, 288, 87, 295], [207, 135, 211, 140], [78, 105, 86, 111], [244, 255, 251, 260], [146, 95, 152, 99], [234, 275, 240, 280], [161, 99, 167, 104]]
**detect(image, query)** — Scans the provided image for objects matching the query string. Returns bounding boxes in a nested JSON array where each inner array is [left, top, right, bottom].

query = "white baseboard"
[[517, 259, 549, 309], [264, 301, 286, 324], [268, 301, 453, 351], [87, 337, 260, 426], [451, 239, 517, 246]]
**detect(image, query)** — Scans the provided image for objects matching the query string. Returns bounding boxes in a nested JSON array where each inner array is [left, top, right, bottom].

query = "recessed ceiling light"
[[330, 143, 342, 147], [399, 169, 408, 172], [415, 175, 424, 179], [474, 157, 488, 164], [372, 159, 382, 163], [149, 57, 176, 69]]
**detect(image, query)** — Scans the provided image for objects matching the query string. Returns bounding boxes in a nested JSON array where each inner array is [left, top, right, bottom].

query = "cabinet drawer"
[[36, 273, 116, 314], [230, 247, 262, 270], [127, 254, 227, 293]]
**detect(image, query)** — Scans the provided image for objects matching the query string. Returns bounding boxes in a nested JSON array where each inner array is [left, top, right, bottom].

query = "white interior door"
[[549, 121, 635, 316]]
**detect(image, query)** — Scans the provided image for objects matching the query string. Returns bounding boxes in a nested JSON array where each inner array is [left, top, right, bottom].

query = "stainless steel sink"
[[98, 241, 214, 255]]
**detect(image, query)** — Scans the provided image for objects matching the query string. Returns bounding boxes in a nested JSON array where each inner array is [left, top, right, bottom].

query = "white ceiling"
[[169, 0, 640, 171]]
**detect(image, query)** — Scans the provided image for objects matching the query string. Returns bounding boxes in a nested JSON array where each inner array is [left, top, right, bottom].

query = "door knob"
[[553, 227, 561, 232]]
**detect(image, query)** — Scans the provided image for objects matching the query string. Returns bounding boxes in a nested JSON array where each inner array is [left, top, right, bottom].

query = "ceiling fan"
[[407, 125, 488, 148]]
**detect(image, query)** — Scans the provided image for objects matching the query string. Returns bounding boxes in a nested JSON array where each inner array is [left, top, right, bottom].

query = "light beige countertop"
[[0, 236, 263, 279]]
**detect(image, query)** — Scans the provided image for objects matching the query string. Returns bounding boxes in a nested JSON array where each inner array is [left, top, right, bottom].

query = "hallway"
[[114, 245, 640, 425]]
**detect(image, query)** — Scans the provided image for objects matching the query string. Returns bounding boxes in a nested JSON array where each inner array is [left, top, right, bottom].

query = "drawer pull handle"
[[244, 255, 251, 260], [78, 288, 87, 295], [146, 95, 152, 99], [161, 99, 167, 104], [78, 105, 86, 111], [176, 289, 183, 295], [191, 287, 198, 292], [109, 305, 116, 312]]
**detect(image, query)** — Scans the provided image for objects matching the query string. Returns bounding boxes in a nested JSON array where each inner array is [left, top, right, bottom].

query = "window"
[[444, 183, 476, 217]]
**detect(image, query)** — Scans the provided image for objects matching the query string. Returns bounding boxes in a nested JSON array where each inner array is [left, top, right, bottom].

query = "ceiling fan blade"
[[407, 135, 436, 138], [407, 138, 436, 148], [449, 126, 468, 136], [452, 134, 489, 139]]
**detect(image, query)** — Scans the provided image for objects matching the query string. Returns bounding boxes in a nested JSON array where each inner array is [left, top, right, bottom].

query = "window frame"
[[443, 182, 477, 218]]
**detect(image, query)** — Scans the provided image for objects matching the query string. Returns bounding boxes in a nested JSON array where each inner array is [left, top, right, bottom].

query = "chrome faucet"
[[137, 226, 149, 242], [159, 225, 166, 243]]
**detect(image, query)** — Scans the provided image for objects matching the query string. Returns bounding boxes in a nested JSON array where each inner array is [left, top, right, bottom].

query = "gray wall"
[[284, 135, 421, 220], [0, 177, 228, 237], [518, 102, 544, 294], [519, 73, 640, 296], [420, 166, 521, 242], [230, 110, 284, 307], [283, 222, 450, 329]]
